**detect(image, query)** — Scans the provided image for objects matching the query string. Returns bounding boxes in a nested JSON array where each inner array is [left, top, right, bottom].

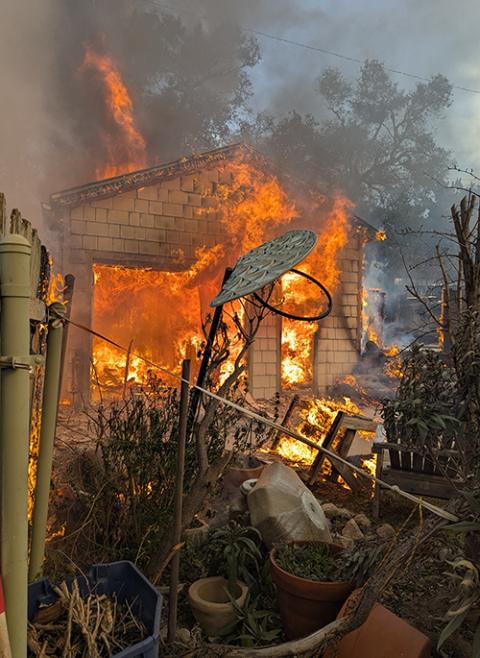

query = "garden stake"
[[0, 233, 32, 658], [271, 394, 299, 449], [167, 359, 190, 643], [29, 303, 66, 581]]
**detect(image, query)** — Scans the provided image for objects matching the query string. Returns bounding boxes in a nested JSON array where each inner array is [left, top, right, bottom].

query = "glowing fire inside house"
[[89, 170, 353, 395]]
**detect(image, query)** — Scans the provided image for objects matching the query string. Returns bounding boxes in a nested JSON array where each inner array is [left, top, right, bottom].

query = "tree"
[[48, 0, 260, 187], [263, 61, 453, 274]]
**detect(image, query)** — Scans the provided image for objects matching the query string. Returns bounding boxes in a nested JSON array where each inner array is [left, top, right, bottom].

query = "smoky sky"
[[1, 0, 480, 234]]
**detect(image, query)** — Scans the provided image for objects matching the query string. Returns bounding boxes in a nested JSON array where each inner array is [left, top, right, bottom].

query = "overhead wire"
[[144, 0, 480, 96]]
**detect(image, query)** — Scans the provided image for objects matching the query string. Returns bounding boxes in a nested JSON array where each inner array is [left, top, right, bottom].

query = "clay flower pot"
[[269, 542, 355, 640], [188, 576, 248, 636], [324, 591, 432, 658], [224, 458, 265, 490]]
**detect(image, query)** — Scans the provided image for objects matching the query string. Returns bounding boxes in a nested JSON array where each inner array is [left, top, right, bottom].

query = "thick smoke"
[[1, 0, 480, 238]]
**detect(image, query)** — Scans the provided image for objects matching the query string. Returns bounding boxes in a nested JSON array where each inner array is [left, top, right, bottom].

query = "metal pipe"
[[167, 359, 190, 643], [0, 234, 32, 658], [187, 267, 232, 432], [29, 304, 65, 581]]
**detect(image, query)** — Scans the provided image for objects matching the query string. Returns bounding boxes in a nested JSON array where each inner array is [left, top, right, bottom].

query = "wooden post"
[[167, 360, 190, 643], [271, 394, 299, 450]]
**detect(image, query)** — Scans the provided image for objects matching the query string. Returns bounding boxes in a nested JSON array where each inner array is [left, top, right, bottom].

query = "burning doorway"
[[91, 264, 205, 394]]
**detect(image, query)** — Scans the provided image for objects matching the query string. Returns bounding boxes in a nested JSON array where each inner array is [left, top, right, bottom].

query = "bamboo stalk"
[[0, 233, 32, 658], [29, 304, 66, 581], [167, 360, 190, 643]]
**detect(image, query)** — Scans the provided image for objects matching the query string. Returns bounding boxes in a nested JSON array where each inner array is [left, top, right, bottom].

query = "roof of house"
[[47, 141, 376, 235], [48, 143, 249, 210]]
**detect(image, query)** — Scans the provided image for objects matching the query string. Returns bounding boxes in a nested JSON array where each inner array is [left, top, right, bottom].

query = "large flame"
[[91, 157, 354, 395], [80, 44, 147, 179], [280, 198, 351, 387]]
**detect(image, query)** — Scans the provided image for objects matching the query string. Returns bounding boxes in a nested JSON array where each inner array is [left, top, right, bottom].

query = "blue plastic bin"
[[28, 561, 162, 658]]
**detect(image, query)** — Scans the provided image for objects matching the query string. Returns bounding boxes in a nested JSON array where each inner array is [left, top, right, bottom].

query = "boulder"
[[353, 513, 372, 529], [322, 503, 353, 520], [376, 523, 395, 540], [247, 462, 332, 548], [341, 519, 364, 541]]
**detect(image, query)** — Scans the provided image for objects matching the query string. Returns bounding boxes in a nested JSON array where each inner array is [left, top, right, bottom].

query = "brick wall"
[[58, 164, 364, 402], [313, 237, 363, 393]]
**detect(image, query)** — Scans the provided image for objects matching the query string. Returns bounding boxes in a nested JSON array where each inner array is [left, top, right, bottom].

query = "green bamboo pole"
[[29, 303, 65, 582], [0, 234, 32, 658]]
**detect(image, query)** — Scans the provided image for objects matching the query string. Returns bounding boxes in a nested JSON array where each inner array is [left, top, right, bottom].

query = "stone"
[[247, 462, 332, 548], [176, 628, 192, 645], [322, 503, 353, 520], [353, 513, 372, 529], [342, 519, 364, 541], [376, 523, 396, 540], [336, 535, 355, 551]]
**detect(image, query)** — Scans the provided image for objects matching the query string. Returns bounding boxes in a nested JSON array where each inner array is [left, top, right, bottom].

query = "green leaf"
[[437, 610, 469, 649]]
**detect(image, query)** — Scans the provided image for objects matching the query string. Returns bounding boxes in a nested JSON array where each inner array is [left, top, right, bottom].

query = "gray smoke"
[[1, 0, 480, 239]]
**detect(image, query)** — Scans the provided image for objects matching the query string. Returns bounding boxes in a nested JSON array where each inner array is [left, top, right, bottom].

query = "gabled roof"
[[48, 143, 251, 210], [46, 141, 376, 236]]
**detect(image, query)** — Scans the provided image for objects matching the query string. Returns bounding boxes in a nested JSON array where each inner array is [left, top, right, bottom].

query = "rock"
[[176, 628, 192, 645], [353, 513, 371, 529], [247, 462, 332, 548], [377, 523, 395, 540], [322, 503, 353, 520], [438, 547, 453, 561], [336, 535, 355, 550], [342, 519, 364, 541]]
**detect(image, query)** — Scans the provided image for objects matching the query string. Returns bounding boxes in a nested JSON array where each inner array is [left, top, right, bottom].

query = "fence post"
[[29, 303, 65, 581], [0, 234, 32, 658]]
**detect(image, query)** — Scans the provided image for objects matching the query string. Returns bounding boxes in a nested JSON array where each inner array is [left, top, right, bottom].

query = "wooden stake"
[[271, 394, 299, 450], [167, 360, 190, 643]]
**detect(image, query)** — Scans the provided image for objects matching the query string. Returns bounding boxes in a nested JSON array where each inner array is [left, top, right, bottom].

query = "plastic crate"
[[28, 561, 162, 658]]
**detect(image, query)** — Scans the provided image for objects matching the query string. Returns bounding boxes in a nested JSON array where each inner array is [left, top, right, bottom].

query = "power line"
[[144, 0, 480, 96]]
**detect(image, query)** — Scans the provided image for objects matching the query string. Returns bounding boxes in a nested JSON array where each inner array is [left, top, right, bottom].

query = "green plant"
[[382, 345, 459, 449], [437, 557, 480, 655], [209, 522, 263, 595], [275, 543, 338, 582], [222, 592, 282, 647]]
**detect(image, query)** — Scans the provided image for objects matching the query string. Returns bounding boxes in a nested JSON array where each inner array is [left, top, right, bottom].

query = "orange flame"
[[375, 230, 387, 241], [80, 44, 147, 179], [90, 158, 354, 395], [281, 198, 351, 387]]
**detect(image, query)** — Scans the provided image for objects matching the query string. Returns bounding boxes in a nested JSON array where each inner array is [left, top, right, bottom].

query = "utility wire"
[[144, 0, 480, 96]]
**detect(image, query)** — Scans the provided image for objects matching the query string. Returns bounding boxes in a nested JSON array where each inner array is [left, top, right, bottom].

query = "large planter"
[[188, 576, 248, 636], [28, 561, 162, 658], [269, 542, 355, 640], [324, 592, 432, 658]]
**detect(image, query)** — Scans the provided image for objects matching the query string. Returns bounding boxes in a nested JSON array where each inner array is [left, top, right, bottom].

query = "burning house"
[[44, 143, 375, 404]]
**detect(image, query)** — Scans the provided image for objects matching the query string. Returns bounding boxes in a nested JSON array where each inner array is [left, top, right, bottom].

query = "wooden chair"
[[307, 411, 378, 492], [372, 441, 462, 517]]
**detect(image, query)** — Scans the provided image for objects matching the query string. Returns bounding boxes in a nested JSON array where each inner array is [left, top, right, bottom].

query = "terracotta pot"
[[182, 517, 209, 546], [324, 592, 432, 658], [224, 460, 265, 490], [269, 542, 355, 640], [188, 576, 248, 636]]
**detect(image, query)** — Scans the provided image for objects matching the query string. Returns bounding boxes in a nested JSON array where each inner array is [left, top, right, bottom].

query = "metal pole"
[[29, 304, 65, 581], [187, 267, 232, 431], [0, 234, 32, 658], [167, 359, 190, 643]]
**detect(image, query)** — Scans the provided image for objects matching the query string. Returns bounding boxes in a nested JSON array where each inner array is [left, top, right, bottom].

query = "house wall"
[[57, 164, 364, 404]]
